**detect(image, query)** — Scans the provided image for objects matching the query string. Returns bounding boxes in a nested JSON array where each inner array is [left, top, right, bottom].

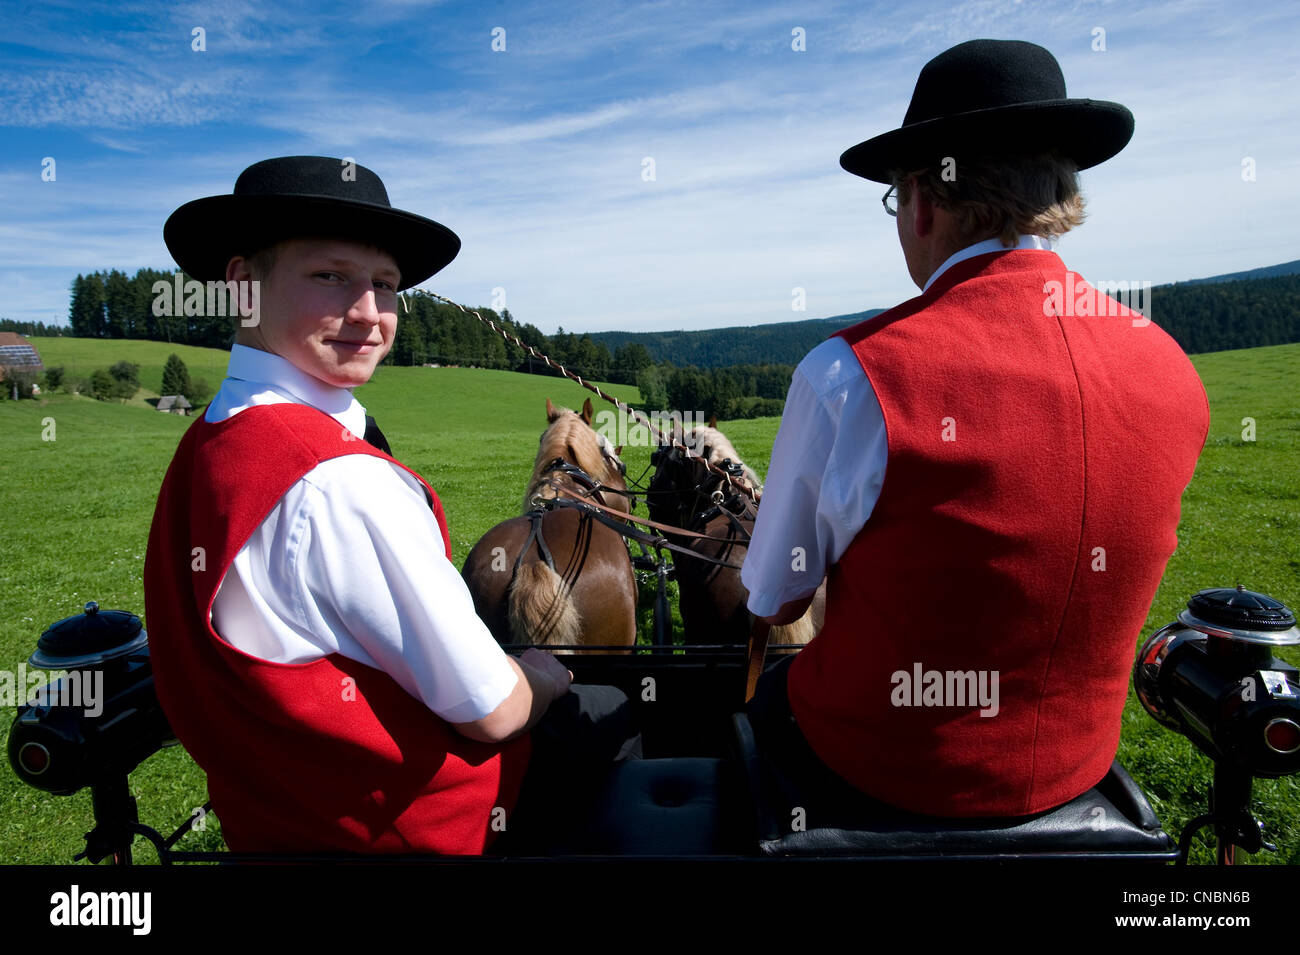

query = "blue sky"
[[1, 0, 1297, 334]]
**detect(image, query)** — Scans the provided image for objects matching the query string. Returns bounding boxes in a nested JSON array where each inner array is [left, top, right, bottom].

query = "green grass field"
[[28, 338, 233, 410], [1, 338, 1297, 864]]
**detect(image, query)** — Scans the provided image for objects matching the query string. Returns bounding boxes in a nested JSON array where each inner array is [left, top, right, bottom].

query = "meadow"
[[0, 338, 1297, 864]]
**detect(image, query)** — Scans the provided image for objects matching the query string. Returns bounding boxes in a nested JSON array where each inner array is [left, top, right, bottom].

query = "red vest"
[[787, 249, 1209, 816], [143, 402, 529, 854]]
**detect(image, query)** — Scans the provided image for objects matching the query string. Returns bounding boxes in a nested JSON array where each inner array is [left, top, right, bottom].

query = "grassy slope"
[[0, 339, 1297, 863], [27, 338, 231, 409]]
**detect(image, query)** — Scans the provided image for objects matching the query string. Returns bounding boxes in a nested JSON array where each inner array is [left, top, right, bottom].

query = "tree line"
[[588, 275, 1300, 367], [5, 267, 1296, 418]]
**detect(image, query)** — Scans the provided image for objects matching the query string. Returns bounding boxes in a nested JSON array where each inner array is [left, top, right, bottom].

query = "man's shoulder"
[[196, 403, 359, 456], [299, 453, 431, 505], [180, 404, 401, 494], [797, 337, 869, 398], [835, 249, 1070, 348], [832, 292, 929, 350]]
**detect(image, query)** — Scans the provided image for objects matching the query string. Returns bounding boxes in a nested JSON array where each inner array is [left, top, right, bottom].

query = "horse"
[[647, 421, 824, 650], [461, 397, 638, 652]]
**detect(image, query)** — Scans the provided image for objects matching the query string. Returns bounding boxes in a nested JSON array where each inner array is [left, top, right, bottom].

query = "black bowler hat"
[[840, 39, 1134, 184], [163, 156, 460, 291]]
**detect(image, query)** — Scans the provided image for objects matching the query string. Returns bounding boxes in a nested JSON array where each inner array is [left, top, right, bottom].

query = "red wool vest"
[[787, 249, 1209, 816], [143, 402, 529, 854]]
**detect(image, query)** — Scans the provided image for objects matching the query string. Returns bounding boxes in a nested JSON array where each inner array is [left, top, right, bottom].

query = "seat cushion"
[[552, 757, 740, 855], [732, 713, 1176, 859]]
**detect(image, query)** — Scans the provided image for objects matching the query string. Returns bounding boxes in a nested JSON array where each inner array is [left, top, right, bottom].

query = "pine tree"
[[161, 354, 192, 399]]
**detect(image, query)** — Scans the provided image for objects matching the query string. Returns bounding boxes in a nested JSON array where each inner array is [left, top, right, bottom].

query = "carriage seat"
[[546, 757, 743, 855], [731, 713, 1177, 860]]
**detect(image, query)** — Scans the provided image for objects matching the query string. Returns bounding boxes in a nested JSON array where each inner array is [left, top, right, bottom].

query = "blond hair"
[[894, 151, 1085, 246]]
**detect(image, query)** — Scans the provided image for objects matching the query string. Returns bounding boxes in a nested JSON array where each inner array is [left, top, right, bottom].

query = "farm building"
[[0, 332, 43, 373], [157, 395, 192, 415]]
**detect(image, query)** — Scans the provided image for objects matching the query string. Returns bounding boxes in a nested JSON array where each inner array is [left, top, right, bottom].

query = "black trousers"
[[746, 654, 894, 815], [490, 683, 641, 854]]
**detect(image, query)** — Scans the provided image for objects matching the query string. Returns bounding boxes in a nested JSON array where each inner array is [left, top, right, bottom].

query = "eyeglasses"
[[882, 185, 898, 217]]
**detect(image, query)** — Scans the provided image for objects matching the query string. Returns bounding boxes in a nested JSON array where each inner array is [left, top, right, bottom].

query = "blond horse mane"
[[672, 423, 816, 645], [678, 425, 764, 499], [523, 402, 627, 512]]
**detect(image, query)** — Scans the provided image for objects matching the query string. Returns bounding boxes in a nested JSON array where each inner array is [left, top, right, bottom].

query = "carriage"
[[8, 399, 1299, 866], [9, 587, 1298, 865]]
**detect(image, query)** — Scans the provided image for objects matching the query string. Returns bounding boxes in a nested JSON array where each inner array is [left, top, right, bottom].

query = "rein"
[[539, 483, 750, 572], [524, 453, 750, 571]]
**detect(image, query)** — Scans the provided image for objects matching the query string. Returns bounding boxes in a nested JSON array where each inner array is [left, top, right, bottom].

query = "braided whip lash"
[[403, 289, 759, 498]]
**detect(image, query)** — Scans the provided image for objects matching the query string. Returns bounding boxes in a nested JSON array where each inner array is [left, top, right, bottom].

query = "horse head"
[[527, 397, 629, 512], [649, 423, 762, 531]]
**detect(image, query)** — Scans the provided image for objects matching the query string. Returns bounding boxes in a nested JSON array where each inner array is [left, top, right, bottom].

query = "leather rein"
[[527, 457, 755, 572]]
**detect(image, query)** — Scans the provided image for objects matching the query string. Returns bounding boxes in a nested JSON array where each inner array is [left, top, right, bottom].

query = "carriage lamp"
[[7, 601, 175, 797], [1134, 586, 1300, 863], [1135, 586, 1300, 776]]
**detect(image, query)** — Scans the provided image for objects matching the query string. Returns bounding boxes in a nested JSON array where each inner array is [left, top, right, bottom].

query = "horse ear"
[[546, 397, 559, 422], [581, 397, 594, 424], [709, 414, 717, 429], [614, 445, 623, 456]]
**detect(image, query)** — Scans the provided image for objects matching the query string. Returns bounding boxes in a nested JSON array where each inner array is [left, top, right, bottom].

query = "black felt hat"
[[163, 156, 460, 291], [840, 39, 1134, 184]]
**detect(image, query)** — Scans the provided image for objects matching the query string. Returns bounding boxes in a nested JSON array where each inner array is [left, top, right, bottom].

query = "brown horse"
[[647, 423, 823, 650], [461, 398, 637, 652]]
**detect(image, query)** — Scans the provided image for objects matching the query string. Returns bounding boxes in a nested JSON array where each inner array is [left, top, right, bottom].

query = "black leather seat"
[[544, 757, 745, 856], [731, 712, 1178, 860]]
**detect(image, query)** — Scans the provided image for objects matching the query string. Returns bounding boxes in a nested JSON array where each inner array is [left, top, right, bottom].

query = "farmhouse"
[[0, 332, 43, 372], [0, 332, 43, 399], [157, 394, 192, 416]]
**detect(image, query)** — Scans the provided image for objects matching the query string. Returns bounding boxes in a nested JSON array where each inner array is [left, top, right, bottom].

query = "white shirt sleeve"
[[741, 336, 889, 618], [211, 454, 519, 725]]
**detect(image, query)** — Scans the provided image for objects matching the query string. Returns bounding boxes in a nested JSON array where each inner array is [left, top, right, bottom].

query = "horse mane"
[[524, 406, 625, 511], [680, 425, 764, 499]]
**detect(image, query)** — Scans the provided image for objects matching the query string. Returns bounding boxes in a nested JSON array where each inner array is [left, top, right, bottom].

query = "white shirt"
[[742, 235, 1056, 617], [206, 344, 519, 724]]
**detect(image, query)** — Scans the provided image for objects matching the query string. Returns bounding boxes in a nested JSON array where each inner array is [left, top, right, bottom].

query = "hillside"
[[1176, 258, 1300, 286], [587, 271, 1300, 368], [587, 310, 884, 368], [20, 338, 233, 408], [7, 256, 1300, 376]]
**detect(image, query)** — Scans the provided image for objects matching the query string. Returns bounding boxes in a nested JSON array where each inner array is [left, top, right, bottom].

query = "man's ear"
[[908, 180, 936, 239], [226, 256, 251, 283], [225, 256, 260, 335]]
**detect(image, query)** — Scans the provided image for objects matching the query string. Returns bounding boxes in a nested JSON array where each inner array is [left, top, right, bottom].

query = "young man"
[[742, 41, 1209, 817], [144, 156, 636, 855]]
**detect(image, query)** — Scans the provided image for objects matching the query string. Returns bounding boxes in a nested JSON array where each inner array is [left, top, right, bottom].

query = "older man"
[[742, 40, 1209, 817]]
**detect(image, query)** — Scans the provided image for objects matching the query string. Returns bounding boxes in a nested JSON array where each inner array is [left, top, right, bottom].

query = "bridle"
[[648, 443, 757, 540]]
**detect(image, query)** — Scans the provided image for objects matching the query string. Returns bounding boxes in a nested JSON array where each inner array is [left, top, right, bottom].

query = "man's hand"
[[450, 649, 572, 745], [520, 647, 573, 697]]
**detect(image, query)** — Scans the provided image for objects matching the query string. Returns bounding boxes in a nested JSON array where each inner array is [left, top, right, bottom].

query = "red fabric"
[[144, 402, 529, 854], [787, 249, 1209, 816]]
